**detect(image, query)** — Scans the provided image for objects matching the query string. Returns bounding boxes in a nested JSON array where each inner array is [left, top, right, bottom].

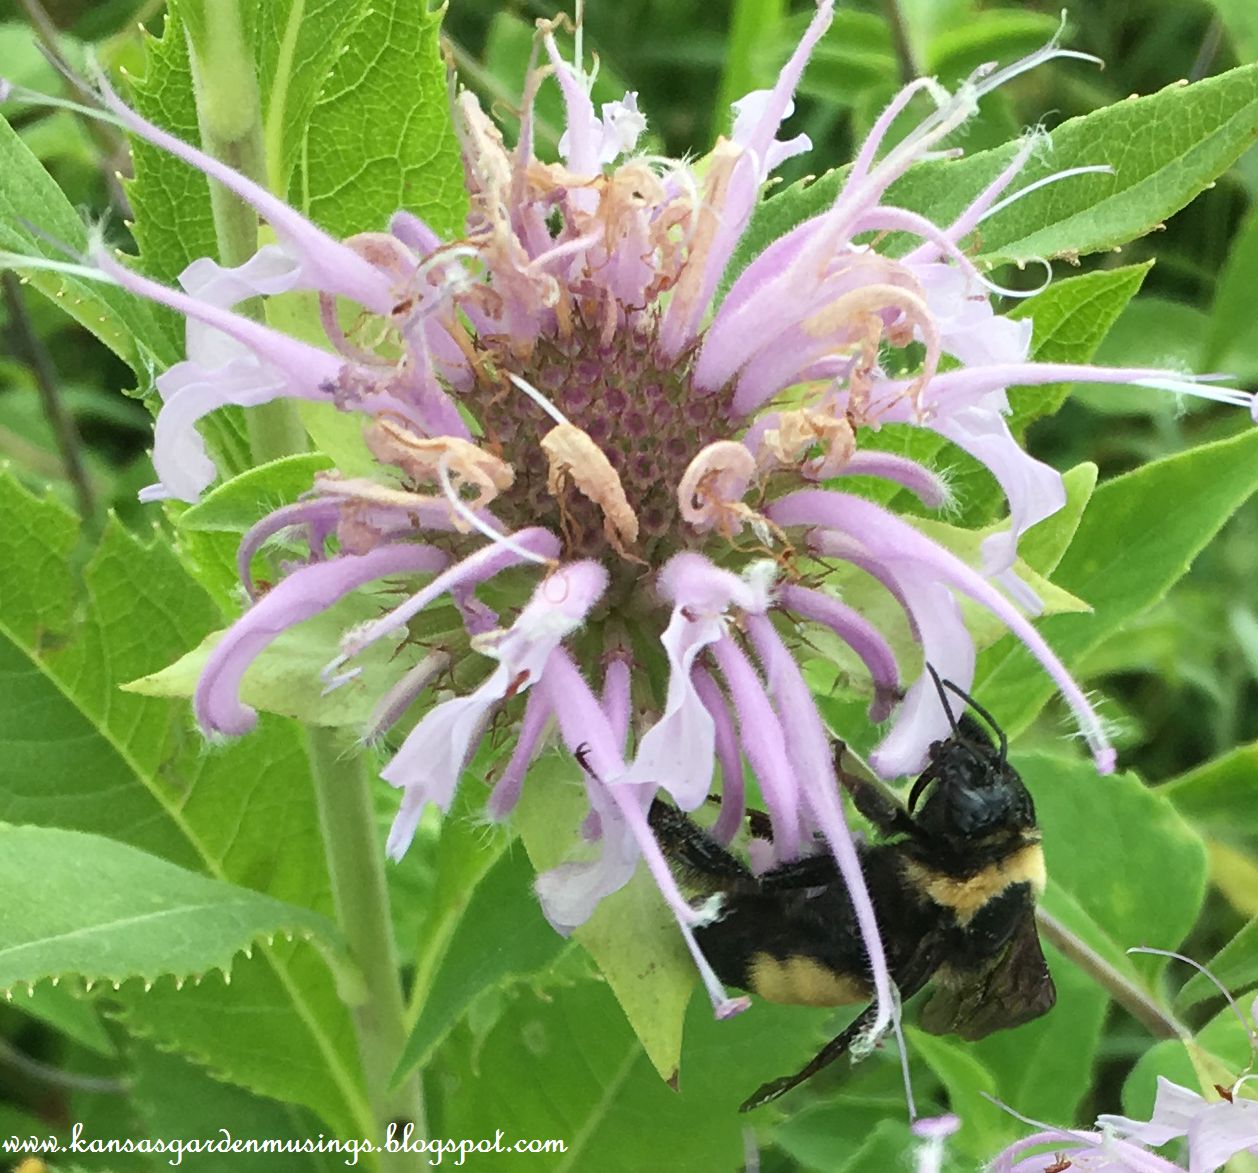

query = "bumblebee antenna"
[[925, 664, 961, 736], [940, 677, 1009, 766], [924, 665, 1009, 767]]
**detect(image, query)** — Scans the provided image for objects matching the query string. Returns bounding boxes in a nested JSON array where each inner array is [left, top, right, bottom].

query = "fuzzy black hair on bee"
[[637, 669, 1055, 1111]]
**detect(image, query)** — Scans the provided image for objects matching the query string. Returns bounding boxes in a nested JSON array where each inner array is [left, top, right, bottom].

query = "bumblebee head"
[[906, 670, 1037, 851]]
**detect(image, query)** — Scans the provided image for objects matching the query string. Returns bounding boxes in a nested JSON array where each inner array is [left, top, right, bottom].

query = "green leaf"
[[1206, 0, 1258, 63], [1202, 840, 1258, 920], [0, 471, 368, 1135], [434, 978, 839, 1171], [294, 0, 466, 240], [1084, 297, 1212, 415], [0, 825, 343, 993], [976, 428, 1258, 737], [906, 65, 1258, 266], [1164, 743, 1258, 850], [402, 782, 513, 994], [1005, 262, 1154, 434], [925, 11, 1062, 81], [0, 22, 83, 99], [123, 581, 463, 729], [1026, 753, 1208, 976], [396, 846, 566, 1080], [17, 981, 117, 1057], [515, 753, 694, 1083], [1121, 1003, 1252, 1120], [1164, 744, 1258, 918], [125, 15, 219, 290], [773, 1098, 915, 1172], [131, 1042, 335, 1173], [253, 0, 371, 196], [1205, 203, 1258, 378], [128, 0, 465, 259], [1176, 915, 1258, 1012], [177, 453, 335, 533], [0, 116, 177, 369], [732, 63, 1258, 278], [905, 1027, 1010, 1158], [835, 1120, 920, 1172]]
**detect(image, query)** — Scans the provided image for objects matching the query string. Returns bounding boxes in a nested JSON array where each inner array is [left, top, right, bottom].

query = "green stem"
[[1036, 909, 1185, 1041], [183, 0, 307, 464], [880, 0, 922, 84], [306, 727, 426, 1161], [2, 271, 98, 527]]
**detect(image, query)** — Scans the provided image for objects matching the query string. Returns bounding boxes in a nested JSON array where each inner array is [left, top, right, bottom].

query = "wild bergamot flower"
[[6, 1, 1254, 1027]]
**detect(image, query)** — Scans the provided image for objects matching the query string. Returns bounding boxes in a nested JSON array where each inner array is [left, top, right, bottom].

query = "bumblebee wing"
[[919, 915, 1056, 1040]]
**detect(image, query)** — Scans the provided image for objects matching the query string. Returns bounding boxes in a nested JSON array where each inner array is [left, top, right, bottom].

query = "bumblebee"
[[648, 670, 1055, 1111]]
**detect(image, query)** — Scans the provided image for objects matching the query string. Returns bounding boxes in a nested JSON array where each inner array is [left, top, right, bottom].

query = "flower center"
[[464, 310, 735, 563]]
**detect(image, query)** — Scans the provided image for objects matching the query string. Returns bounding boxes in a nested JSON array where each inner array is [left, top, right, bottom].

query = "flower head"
[[10, 2, 1254, 1030]]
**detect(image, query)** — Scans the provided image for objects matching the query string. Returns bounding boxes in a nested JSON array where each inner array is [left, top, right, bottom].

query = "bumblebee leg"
[[739, 1002, 880, 1112], [743, 807, 775, 840], [756, 853, 842, 890], [835, 742, 917, 837], [703, 794, 774, 839], [648, 801, 754, 883]]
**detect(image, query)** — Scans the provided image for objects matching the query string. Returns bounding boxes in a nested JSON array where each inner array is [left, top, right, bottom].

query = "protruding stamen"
[[507, 372, 571, 427]]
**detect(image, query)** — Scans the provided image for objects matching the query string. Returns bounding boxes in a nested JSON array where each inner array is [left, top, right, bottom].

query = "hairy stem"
[[880, 0, 922, 84], [1037, 909, 1185, 1040], [183, 0, 307, 464], [18, 0, 131, 209], [306, 727, 426, 1160]]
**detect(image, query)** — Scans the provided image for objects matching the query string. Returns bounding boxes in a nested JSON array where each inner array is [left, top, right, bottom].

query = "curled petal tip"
[[1095, 746, 1118, 775], [717, 996, 752, 1020]]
